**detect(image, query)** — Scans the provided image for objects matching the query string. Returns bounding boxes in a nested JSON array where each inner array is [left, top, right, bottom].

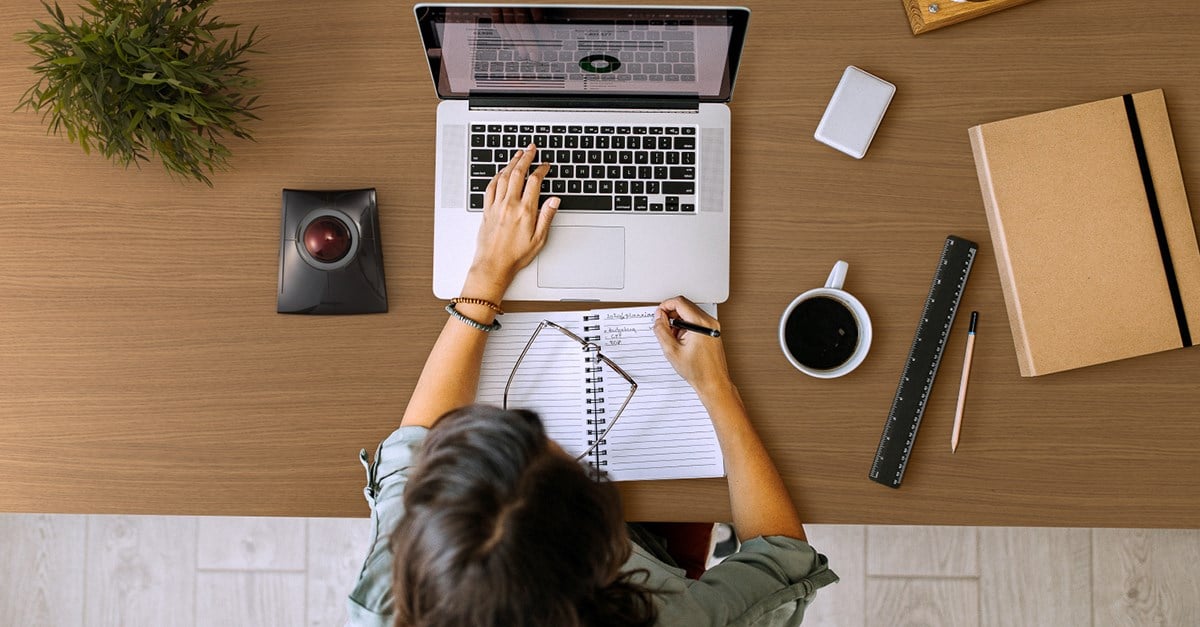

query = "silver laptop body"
[[416, 4, 751, 302]]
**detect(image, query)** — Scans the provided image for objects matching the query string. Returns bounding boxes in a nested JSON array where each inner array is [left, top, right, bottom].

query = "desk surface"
[[2, 0, 1199, 527]]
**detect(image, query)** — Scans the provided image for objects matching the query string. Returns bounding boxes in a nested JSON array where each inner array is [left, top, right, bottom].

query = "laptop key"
[[470, 194, 485, 209], [552, 125, 567, 133], [603, 151, 618, 164], [615, 196, 633, 211], [666, 152, 680, 164], [487, 135, 501, 147], [650, 203, 664, 212], [504, 125, 518, 133], [634, 196, 649, 211], [617, 126, 632, 134], [471, 135, 485, 147], [682, 152, 696, 165], [591, 165, 605, 178], [519, 125, 534, 133], [470, 178, 490, 192], [588, 151, 602, 163], [681, 203, 695, 212], [518, 134, 531, 146], [471, 124, 486, 132], [572, 150, 587, 163], [622, 166, 637, 179], [638, 166, 652, 179], [682, 126, 695, 135], [552, 180, 566, 194], [599, 180, 613, 194], [556, 195, 612, 211], [666, 196, 679, 211], [631, 181, 645, 194], [607, 166, 621, 178], [568, 125, 583, 134], [471, 149, 492, 162], [669, 166, 696, 179], [646, 181, 660, 194], [654, 166, 668, 179], [663, 182, 695, 195], [601, 126, 615, 134], [635, 152, 649, 164], [584, 180, 598, 194], [675, 137, 696, 150], [568, 180, 582, 194], [471, 163, 496, 177], [536, 125, 550, 133], [488, 124, 503, 133]]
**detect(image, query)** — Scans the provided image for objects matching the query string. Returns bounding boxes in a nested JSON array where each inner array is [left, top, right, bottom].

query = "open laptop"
[[416, 4, 750, 302]]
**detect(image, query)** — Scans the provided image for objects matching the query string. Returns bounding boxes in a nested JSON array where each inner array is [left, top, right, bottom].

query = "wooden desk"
[[2, 0, 1199, 527]]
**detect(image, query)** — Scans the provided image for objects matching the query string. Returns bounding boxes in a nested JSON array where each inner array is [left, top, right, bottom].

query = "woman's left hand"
[[468, 144, 560, 295]]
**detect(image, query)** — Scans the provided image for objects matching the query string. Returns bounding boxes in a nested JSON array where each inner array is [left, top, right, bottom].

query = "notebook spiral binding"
[[582, 322, 608, 468]]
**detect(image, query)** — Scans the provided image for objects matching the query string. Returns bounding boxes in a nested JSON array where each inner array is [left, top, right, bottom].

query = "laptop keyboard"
[[468, 124, 698, 213]]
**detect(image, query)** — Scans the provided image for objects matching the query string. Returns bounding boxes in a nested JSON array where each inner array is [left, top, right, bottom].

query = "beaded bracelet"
[[445, 303, 502, 332], [450, 297, 504, 315]]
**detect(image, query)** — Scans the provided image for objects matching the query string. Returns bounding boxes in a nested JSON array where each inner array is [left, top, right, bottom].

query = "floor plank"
[[196, 572, 305, 627], [307, 517, 373, 627], [1094, 528, 1200, 627], [0, 513, 86, 627], [866, 578, 979, 627], [84, 515, 197, 627], [979, 527, 1091, 627], [804, 524, 866, 627], [196, 516, 307, 571], [867, 525, 978, 577]]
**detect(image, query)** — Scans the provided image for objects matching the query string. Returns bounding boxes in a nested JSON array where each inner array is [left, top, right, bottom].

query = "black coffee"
[[783, 296, 860, 371]]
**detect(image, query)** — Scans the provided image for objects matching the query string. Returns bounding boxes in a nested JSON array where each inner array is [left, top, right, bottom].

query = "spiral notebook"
[[476, 306, 725, 481]]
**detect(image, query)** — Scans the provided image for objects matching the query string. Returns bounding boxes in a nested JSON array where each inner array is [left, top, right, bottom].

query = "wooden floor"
[[1, 514, 1197, 626]]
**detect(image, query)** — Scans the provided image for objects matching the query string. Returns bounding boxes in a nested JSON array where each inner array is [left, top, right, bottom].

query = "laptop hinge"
[[468, 94, 700, 112]]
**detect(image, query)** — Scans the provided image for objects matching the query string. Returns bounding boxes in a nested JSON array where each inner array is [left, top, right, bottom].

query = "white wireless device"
[[814, 66, 896, 159]]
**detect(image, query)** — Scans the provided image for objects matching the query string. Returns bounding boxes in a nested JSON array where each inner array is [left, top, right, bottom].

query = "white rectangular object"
[[814, 66, 896, 159]]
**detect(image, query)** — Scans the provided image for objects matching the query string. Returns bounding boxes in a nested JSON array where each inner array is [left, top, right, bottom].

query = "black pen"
[[669, 317, 721, 338]]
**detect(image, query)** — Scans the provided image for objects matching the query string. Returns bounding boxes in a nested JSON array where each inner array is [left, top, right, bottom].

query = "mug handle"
[[825, 260, 849, 290]]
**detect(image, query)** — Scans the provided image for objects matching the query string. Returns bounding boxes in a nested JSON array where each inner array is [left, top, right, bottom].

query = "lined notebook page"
[[476, 312, 591, 456], [595, 307, 724, 481]]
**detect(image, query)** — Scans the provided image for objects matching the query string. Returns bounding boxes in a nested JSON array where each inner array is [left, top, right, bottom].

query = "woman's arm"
[[400, 145, 559, 428], [653, 297, 806, 542]]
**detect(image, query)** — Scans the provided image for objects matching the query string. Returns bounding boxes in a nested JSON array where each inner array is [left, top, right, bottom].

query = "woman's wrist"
[[461, 263, 513, 304]]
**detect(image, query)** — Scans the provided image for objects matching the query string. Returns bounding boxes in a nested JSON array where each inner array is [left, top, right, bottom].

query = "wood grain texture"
[[0, 514, 86, 627], [2, 0, 1200, 526], [306, 517, 372, 627], [979, 527, 1091, 627], [84, 516, 196, 627], [195, 572, 305, 627], [866, 578, 978, 627], [196, 516, 307, 571], [804, 525, 866, 627], [1093, 529, 1200, 627], [867, 526, 978, 577], [903, 0, 1039, 35]]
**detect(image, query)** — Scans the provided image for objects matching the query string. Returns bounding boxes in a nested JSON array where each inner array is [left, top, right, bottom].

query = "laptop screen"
[[415, 4, 750, 102]]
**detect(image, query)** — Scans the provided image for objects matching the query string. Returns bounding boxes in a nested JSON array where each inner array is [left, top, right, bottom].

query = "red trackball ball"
[[303, 217, 352, 262]]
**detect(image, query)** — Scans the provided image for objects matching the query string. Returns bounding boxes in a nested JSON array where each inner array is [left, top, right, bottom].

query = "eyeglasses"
[[503, 320, 638, 462]]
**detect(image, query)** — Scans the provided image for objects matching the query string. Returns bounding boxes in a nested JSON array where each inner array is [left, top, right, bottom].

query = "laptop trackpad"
[[538, 226, 625, 289]]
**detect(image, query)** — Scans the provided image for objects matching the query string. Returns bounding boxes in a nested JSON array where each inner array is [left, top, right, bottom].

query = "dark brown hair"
[[391, 404, 657, 627]]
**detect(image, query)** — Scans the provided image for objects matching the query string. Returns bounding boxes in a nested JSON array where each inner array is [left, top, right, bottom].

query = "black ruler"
[[870, 235, 978, 488]]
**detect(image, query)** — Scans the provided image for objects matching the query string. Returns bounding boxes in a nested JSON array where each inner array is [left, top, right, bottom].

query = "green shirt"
[[346, 426, 838, 626]]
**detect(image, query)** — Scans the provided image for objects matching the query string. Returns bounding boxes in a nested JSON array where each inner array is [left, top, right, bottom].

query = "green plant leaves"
[[14, 0, 264, 186]]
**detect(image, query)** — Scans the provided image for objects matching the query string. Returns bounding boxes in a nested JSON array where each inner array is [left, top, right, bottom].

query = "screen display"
[[415, 5, 750, 102]]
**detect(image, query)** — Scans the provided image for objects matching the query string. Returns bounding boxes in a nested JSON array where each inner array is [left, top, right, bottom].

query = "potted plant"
[[16, 0, 264, 186]]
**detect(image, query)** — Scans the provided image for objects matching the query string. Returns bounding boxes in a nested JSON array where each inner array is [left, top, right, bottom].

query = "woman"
[[347, 145, 837, 626]]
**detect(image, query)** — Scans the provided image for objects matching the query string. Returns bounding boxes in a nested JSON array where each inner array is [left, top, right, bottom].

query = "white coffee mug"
[[778, 260, 873, 378]]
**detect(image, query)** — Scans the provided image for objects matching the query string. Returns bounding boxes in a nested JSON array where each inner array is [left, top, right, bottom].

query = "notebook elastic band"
[[1123, 93, 1192, 347]]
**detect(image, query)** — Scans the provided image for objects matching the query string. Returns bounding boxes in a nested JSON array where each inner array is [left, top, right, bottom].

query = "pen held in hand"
[[669, 317, 721, 338], [951, 311, 978, 454]]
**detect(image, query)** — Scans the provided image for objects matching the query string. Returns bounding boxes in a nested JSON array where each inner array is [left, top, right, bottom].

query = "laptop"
[[416, 4, 750, 302]]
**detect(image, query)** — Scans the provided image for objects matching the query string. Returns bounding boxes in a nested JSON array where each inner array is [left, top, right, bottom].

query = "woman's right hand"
[[653, 296, 734, 398]]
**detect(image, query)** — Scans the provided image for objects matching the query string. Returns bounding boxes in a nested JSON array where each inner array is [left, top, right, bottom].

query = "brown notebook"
[[969, 89, 1200, 376]]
